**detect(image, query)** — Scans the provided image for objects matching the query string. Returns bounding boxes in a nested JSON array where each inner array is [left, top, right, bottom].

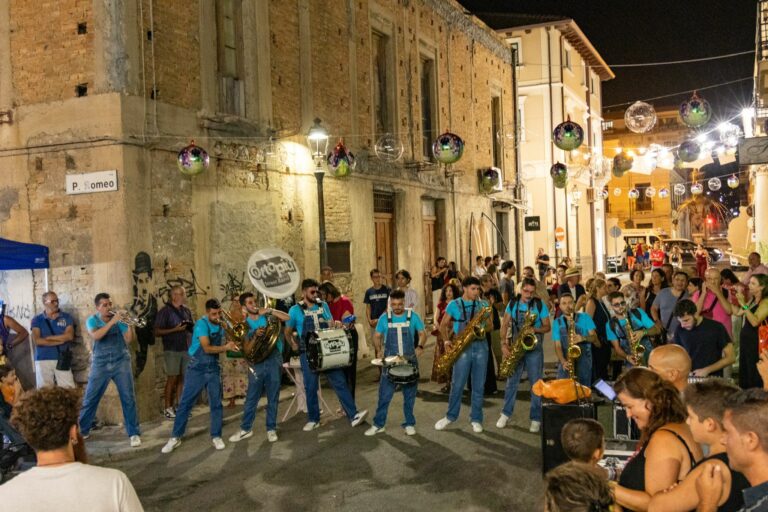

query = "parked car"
[[704, 246, 723, 263]]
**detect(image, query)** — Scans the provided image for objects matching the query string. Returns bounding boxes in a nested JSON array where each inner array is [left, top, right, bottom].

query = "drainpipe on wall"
[[547, 28, 558, 265], [511, 45, 523, 278]]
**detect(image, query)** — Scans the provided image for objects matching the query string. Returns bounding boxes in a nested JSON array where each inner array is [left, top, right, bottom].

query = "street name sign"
[[65, 170, 118, 195]]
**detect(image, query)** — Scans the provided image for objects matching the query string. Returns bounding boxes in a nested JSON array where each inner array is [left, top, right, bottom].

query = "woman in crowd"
[[445, 261, 463, 285], [613, 368, 702, 511], [622, 269, 646, 310], [669, 244, 682, 269], [584, 278, 611, 382], [635, 243, 645, 269], [431, 283, 459, 391], [721, 268, 743, 346], [734, 274, 768, 389], [687, 277, 703, 298], [643, 268, 668, 319], [695, 244, 709, 279], [319, 281, 358, 398], [394, 269, 419, 312], [0, 387, 143, 511]]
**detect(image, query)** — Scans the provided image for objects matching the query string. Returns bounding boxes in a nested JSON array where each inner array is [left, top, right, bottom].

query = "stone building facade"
[[0, 0, 517, 422]]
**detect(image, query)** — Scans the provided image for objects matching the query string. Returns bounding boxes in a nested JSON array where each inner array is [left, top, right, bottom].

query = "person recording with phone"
[[154, 286, 194, 419]]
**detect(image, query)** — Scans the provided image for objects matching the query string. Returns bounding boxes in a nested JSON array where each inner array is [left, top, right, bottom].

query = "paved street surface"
[[101, 347, 550, 512]]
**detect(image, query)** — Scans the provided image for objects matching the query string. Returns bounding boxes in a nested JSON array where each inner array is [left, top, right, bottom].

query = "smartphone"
[[593, 379, 617, 401]]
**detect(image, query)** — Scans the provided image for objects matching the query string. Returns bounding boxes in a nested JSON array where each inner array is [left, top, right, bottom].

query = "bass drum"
[[305, 328, 352, 371]]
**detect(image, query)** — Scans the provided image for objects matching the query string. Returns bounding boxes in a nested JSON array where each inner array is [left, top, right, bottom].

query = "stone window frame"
[[216, 0, 246, 116], [369, 9, 398, 137], [418, 39, 439, 161], [490, 83, 504, 171]]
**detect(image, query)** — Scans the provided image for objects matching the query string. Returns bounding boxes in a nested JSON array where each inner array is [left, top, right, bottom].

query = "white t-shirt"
[[0, 462, 143, 511]]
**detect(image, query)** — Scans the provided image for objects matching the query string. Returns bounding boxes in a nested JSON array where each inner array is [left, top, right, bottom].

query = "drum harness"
[[386, 308, 414, 357]]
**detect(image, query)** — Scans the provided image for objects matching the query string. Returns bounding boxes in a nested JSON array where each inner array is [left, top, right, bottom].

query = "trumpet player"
[[435, 276, 490, 433], [552, 294, 598, 385], [229, 292, 289, 444], [605, 291, 659, 367], [497, 278, 551, 433], [79, 293, 142, 447]]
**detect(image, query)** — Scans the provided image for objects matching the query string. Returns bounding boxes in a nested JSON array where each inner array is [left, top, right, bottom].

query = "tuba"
[[220, 310, 248, 344], [498, 310, 538, 379], [242, 296, 282, 364], [435, 303, 492, 377], [566, 314, 581, 380]]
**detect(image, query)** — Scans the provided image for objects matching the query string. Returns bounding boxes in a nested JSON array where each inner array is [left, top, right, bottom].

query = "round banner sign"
[[247, 248, 301, 299]]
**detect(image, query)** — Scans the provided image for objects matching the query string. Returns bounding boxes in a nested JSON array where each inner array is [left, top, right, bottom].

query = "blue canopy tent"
[[0, 238, 49, 389]]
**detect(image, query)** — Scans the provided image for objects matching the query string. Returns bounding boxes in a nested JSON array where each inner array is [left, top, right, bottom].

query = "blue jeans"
[[172, 360, 223, 438], [241, 351, 282, 432], [502, 348, 543, 422], [446, 340, 488, 423], [372, 373, 417, 428], [556, 349, 593, 386], [79, 355, 140, 437], [299, 352, 357, 423]]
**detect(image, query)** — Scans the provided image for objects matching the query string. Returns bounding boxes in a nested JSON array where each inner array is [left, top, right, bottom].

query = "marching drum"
[[306, 328, 353, 371], [386, 362, 419, 386]]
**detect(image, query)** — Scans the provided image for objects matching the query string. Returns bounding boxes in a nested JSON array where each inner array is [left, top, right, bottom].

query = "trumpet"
[[109, 310, 147, 328]]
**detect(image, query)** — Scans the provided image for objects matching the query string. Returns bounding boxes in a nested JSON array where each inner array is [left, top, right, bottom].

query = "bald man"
[[648, 344, 692, 393]]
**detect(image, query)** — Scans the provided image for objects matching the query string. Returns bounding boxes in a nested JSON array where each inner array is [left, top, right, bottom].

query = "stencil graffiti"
[[130, 252, 158, 377]]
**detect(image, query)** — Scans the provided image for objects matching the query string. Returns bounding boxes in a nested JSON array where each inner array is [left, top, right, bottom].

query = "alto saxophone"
[[498, 310, 538, 379], [625, 317, 645, 363], [435, 303, 492, 377], [566, 314, 581, 380]]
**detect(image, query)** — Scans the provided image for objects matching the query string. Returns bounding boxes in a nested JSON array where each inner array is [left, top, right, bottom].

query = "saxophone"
[[625, 317, 645, 363], [435, 303, 492, 377], [498, 310, 538, 378], [566, 314, 581, 380]]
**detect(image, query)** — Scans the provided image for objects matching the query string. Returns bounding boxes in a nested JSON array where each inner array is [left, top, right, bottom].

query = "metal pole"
[[315, 170, 327, 269]]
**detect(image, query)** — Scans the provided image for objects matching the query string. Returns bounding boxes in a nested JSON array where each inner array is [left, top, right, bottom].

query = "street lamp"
[[571, 185, 582, 267], [307, 118, 330, 268]]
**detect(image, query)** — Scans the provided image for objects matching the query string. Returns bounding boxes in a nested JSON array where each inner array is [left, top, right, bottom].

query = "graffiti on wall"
[[130, 252, 158, 377], [219, 272, 247, 304], [156, 269, 209, 304]]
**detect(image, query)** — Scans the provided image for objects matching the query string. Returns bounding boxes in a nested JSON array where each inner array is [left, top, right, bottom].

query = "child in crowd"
[[0, 365, 22, 407], [561, 418, 605, 465], [544, 461, 614, 512]]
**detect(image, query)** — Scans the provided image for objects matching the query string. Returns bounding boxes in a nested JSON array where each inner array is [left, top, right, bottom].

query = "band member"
[[162, 299, 238, 453], [284, 279, 367, 431], [552, 293, 598, 386], [497, 277, 551, 433], [435, 276, 490, 433], [605, 291, 659, 367], [366, 289, 426, 436], [229, 292, 289, 444], [30, 291, 75, 388], [79, 293, 141, 447], [154, 285, 194, 418]]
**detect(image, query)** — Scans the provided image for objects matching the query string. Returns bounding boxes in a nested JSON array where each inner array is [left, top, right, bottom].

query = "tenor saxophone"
[[566, 314, 581, 380], [435, 304, 492, 377], [498, 310, 538, 378]]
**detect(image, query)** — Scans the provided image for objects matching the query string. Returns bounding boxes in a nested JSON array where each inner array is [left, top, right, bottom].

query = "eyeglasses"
[[46, 299, 59, 303], [611, 302, 627, 308], [308, 290, 318, 295]]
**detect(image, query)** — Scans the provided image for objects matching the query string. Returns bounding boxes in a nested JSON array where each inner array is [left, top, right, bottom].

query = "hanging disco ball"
[[374, 133, 404, 162], [327, 139, 356, 178], [708, 177, 722, 191], [658, 187, 670, 198], [613, 187, 622, 197], [480, 167, 502, 193], [718, 123, 742, 147], [553, 174, 568, 189], [550, 162, 568, 181], [613, 152, 633, 176], [677, 140, 701, 163], [674, 184, 686, 196], [624, 101, 657, 134], [679, 91, 712, 128], [432, 132, 465, 164], [628, 188, 640, 199], [177, 140, 210, 176], [727, 174, 740, 189], [552, 117, 584, 151], [645, 186, 656, 198], [691, 183, 704, 195]]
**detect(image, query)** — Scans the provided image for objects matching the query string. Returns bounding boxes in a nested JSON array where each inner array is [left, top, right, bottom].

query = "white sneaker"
[[228, 430, 253, 442], [212, 437, 226, 450], [471, 422, 483, 433], [434, 417, 453, 431], [267, 430, 278, 443], [529, 420, 541, 433], [161, 437, 181, 454], [130, 435, 142, 448], [404, 426, 416, 436], [364, 425, 385, 436], [303, 421, 320, 432], [496, 414, 510, 429], [350, 410, 368, 427]]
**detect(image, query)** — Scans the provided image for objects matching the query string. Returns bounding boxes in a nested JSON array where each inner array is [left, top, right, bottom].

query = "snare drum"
[[305, 328, 352, 371], [387, 363, 419, 386]]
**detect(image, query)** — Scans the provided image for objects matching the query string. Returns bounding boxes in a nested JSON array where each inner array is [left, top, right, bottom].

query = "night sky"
[[458, 0, 756, 119]]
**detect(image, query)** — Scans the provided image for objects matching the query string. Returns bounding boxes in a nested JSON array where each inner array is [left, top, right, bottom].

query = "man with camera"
[[30, 291, 75, 388], [154, 286, 194, 419]]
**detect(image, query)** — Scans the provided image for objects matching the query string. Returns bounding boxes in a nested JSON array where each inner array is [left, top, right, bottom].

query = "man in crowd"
[[648, 344, 692, 393], [649, 240, 665, 270], [662, 263, 675, 285], [364, 268, 391, 348], [162, 299, 238, 453], [673, 299, 735, 378], [558, 267, 585, 303], [30, 291, 75, 388], [320, 266, 334, 283], [473, 256, 487, 278], [652, 270, 690, 342], [154, 285, 194, 419], [498, 277, 551, 433], [229, 293, 289, 444], [536, 248, 550, 282], [285, 279, 367, 431], [741, 252, 768, 287], [498, 262, 516, 305], [552, 294, 597, 386], [366, 289, 425, 436], [697, 389, 768, 512], [605, 291, 659, 367], [80, 293, 141, 447]]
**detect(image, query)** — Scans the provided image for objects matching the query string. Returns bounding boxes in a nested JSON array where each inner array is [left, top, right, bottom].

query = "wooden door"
[[422, 216, 436, 314], [374, 212, 395, 285]]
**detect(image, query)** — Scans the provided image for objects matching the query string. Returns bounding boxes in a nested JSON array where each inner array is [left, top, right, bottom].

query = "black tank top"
[[619, 429, 697, 492], [696, 452, 750, 512], [590, 297, 610, 341]]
